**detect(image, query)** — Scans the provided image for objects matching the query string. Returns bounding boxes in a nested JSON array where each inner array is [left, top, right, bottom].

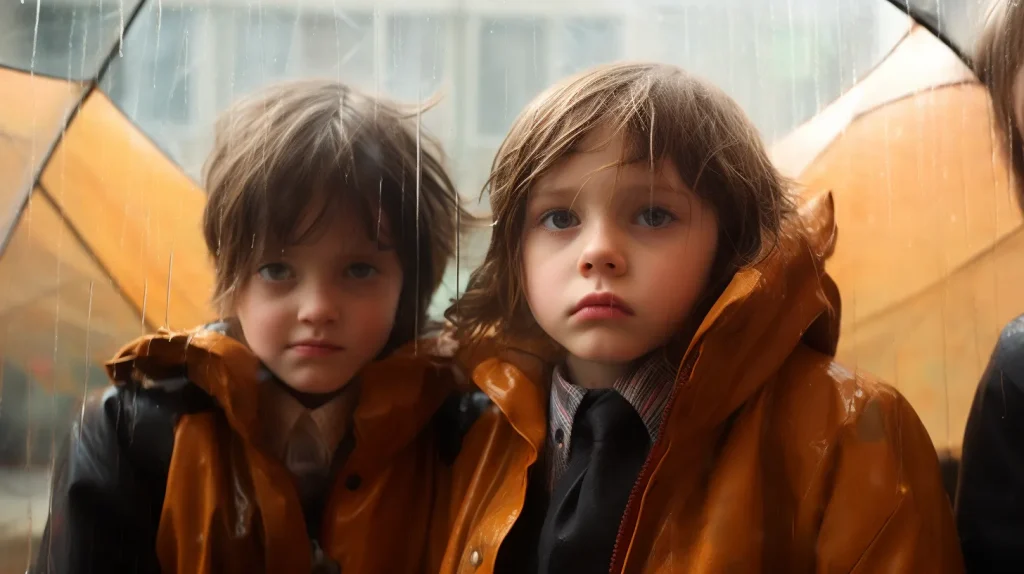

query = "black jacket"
[[956, 314, 1024, 573], [32, 375, 213, 574], [32, 371, 486, 574]]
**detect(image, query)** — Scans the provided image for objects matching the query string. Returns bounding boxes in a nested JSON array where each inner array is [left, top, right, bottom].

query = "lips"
[[570, 292, 635, 316], [288, 340, 344, 357]]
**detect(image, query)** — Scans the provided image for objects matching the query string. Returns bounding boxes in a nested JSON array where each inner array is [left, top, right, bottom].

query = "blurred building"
[[1, 0, 906, 256], [0, 0, 910, 466]]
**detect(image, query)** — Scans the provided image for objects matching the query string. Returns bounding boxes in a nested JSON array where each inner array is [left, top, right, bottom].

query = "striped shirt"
[[547, 352, 677, 487]]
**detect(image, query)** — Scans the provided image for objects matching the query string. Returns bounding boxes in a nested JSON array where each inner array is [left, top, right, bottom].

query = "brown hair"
[[202, 79, 471, 353], [975, 0, 1024, 204], [447, 62, 794, 345]]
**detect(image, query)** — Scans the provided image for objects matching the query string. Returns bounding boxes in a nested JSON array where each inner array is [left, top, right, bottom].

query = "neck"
[[564, 354, 630, 390], [275, 378, 351, 409]]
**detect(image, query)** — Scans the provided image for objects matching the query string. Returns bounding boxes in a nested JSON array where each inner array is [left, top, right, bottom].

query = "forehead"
[[531, 128, 689, 201], [272, 196, 390, 255]]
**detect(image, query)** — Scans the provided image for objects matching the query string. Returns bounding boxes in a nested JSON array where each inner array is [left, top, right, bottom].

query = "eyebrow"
[[530, 182, 682, 201]]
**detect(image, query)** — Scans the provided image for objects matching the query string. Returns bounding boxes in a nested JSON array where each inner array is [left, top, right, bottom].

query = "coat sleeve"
[[816, 384, 964, 573], [32, 383, 183, 574], [955, 318, 1024, 573]]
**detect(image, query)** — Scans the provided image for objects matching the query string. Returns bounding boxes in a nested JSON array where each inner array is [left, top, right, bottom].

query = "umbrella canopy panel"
[[774, 25, 1022, 452], [0, 0, 212, 395], [0, 75, 211, 395]]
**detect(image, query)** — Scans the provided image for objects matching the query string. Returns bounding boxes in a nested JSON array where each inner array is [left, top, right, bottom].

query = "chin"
[[285, 374, 352, 395], [564, 336, 648, 365]]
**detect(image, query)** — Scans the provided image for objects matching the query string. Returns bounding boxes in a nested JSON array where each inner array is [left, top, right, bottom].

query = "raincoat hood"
[[665, 190, 841, 435], [91, 326, 460, 573], [439, 191, 962, 573], [466, 190, 841, 450], [106, 324, 455, 466]]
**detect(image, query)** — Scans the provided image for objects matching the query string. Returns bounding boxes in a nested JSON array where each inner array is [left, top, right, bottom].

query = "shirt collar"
[[260, 369, 360, 461], [548, 351, 676, 443]]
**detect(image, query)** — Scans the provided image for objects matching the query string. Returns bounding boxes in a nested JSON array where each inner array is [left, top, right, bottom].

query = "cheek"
[[646, 225, 719, 306], [234, 288, 291, 351], [522, 233, 566, 321], [351, 274, 404, 336]]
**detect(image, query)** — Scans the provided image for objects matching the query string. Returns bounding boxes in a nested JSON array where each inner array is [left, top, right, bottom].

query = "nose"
[[297, 281, 340, 325], [577, 222, 627, 277]]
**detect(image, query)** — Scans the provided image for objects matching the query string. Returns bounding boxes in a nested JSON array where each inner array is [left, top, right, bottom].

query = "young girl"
[[442, 62, 962, 573], [34, 80, 474, 573]]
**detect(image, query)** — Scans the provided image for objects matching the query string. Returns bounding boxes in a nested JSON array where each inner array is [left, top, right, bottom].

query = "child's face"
[[233, 202, 404, 395], [522, 127, 719, 370]]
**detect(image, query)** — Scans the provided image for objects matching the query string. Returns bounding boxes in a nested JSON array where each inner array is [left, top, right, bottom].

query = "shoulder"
[[772, 344, 920, 446], [769, 347, 948, 518], [988, 314, 1024, 386], [75, 371, 218, 476]]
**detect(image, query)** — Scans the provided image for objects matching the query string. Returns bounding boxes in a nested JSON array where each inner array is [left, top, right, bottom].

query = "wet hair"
[[446, 62, 795, 345], [202, 79, 471, 352], [975, 0, 1024, 206]]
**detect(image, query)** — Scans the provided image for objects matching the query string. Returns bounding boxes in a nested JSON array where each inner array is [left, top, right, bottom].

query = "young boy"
[[956, 0, 1024, 569], [442, 63, 963, 572], [34, 80, 473, 573]]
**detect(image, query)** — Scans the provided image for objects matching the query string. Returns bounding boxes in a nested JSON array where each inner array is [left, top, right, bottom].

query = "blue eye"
[[346, 263, 378, 279], [257, 263, 295, 281], [636, 207, 676, 228], [540, 209, 580, 230]]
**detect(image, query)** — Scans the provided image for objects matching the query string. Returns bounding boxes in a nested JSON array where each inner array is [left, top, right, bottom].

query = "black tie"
[[537, 389, 652, 574]]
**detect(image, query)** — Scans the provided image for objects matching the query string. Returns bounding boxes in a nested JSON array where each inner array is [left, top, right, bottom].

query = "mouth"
[[288, 340, 344, 357], [570, 292, 635, 319]]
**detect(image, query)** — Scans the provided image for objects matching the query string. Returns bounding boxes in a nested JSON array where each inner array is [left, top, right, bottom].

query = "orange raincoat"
[[36, 328, 461, 573], [440, 193, 964, 573]]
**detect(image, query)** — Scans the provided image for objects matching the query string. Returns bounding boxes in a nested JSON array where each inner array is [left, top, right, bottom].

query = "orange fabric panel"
[[796, 84, 1023, 450], [0, 191, 144, 393], [0, 68, 82, 232], [802, 83, 1021, 325], [773, 25, 974, 178], [40, 89, 213, 330], [839, 225, 1024, 451]]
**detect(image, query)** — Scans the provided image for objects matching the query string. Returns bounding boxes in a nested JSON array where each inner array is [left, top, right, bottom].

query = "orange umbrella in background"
[[773, 0, 1019, 454], [0, 1, 212, 396], [0, 0, 1008, 458]]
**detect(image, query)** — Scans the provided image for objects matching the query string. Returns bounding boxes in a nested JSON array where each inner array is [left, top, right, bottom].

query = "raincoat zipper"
[[608, 353, 698, 574], [310, 539, 341, 573]]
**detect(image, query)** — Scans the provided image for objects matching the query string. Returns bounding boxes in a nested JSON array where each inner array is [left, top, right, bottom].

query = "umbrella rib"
[[0, 0, 150, 261], [35, 182, 154, 332]]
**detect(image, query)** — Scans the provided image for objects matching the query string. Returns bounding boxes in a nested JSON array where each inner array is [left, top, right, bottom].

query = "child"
[[441, 62, 963, 573], [34, 80, 473, 573], [956, 0, 1024, 569]]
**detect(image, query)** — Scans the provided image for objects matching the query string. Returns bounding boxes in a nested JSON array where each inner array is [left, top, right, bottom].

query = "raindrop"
[[80, 282, 94, 431], [376, 177, 384, 247], [29, 0, 40, 74], [119, 0, 125, 57], [165, 252, 174, 329], [141, 279, 149, 329], [154, 0, 163, 91], [414, 84, 422, 355]]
